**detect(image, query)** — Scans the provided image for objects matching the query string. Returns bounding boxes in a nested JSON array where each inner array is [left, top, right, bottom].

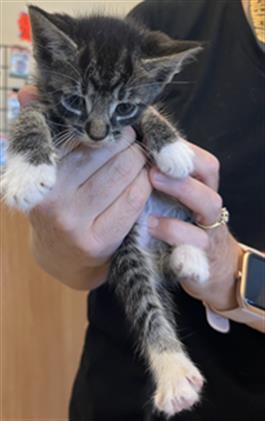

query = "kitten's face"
[[50, 51, 160, 147], [29, 6, 201, 148]]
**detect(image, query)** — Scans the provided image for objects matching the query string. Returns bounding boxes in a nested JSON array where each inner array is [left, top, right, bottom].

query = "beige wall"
[[2, 1, 141, 45]]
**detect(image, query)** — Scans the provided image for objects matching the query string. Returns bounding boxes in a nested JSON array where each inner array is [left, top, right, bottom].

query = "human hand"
[[18, 86, 151, 290], [149, 142, 243, 311]]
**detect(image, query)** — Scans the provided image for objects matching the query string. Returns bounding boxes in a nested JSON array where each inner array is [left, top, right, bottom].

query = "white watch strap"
[[217, 307, 264, 323], [205, 305, 230, 333], [204, 302, 265, 333]]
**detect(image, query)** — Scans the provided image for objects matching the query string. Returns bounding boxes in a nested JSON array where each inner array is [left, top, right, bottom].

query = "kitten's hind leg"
[[1, 104, 57, 211], [109, 226, 204, 418], [141, 106, 194, 179]]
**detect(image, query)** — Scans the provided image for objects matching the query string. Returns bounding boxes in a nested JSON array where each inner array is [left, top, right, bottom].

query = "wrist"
[[205, 243, 265, 333], [182, 229, 243, 311], [205, 236, 244, 311]]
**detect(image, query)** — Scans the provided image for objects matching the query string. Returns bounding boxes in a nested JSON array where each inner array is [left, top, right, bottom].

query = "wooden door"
[[1, 203, 87, 418]]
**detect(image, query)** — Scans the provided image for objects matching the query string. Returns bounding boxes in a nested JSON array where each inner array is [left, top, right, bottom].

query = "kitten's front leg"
[[141, 106, 194, 179], [1, 104, 57, 211]]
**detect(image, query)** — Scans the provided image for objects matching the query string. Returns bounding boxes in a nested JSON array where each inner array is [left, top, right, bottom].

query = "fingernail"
[[148, 216, 159, 229], [121, 126, 136, 143]]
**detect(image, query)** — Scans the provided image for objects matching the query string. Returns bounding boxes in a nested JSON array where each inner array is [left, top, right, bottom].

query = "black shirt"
[[70, 1, 265, 420]]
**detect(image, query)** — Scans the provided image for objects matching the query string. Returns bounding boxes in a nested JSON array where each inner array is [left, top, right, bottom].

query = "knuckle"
[[207, 154, 220, 176], [49, 206, 76, 233], [56, 214, 75, 233], [212, 193, 223, 213], [85, 239, 102, 259]]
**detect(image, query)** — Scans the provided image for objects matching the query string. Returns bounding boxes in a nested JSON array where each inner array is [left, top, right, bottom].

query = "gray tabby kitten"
[[1, 6, 209, 417]]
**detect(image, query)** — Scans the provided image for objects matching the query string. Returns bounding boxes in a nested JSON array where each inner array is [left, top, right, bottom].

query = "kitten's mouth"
[[69, 129, 121, 151], [113, 130, 122, 138], [78, 134, 116, 149], [75, 129, 121, 149]]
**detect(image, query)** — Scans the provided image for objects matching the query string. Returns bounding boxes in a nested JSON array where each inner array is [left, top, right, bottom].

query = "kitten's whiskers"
[[46, 119, 69, 129], [53, 129, 74, 147]]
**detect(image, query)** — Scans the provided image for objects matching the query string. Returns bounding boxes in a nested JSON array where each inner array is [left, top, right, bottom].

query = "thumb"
[[18, 86, 39, 107]]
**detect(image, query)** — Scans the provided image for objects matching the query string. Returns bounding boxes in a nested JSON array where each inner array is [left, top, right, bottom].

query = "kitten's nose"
[[85, 121, 110, 141]]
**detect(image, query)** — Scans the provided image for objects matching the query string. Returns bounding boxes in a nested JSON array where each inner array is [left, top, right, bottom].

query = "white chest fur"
[[137, 192, 189, 250]]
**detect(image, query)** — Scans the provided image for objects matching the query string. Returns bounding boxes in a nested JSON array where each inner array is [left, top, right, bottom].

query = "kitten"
[[1, 6, 209, 417]]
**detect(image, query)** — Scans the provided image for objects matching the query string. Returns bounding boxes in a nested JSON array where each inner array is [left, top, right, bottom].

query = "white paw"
[[154, 139, 194, 179], [170, 245, 209, 284], [1, 154, 56, 211], [150, 351, 204, 417]]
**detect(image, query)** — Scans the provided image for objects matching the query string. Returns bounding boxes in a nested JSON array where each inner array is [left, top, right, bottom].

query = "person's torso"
[[76, 2, 265, 420]]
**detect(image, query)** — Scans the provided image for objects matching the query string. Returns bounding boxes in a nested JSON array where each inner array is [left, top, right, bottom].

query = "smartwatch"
[[205, 244, 265, 333], [237, 246, 265, 317]]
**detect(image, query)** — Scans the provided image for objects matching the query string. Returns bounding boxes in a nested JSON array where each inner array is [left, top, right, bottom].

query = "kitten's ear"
[[28, 5, 77, 64], [142, 31, 203, 83]]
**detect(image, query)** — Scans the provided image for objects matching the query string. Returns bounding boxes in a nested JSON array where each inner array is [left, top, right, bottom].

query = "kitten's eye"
[[61, 95, 84, 116], [115, 103, 137, 117]]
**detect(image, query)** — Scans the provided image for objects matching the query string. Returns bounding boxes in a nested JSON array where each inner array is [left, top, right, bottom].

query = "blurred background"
[[0, 1, 140, 419]]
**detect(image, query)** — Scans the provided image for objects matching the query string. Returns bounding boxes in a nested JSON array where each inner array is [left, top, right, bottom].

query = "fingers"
[[92, 169, 151, 255], [74, 143, 146, 216], [150, 170, 223, 227], [55, 127, 137, 192], [148, 217, 209, 250], [18, 86, 39, 107], [184, 140, 220, 190]]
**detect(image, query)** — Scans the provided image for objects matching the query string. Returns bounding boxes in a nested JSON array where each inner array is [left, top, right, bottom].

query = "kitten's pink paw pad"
[[189, 375, 204, 391]]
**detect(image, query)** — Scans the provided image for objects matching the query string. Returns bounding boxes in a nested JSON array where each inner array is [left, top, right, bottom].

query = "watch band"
[[207, 300, 264, 323], [205, 302, 265, 333], [204, 243, 265, 333]]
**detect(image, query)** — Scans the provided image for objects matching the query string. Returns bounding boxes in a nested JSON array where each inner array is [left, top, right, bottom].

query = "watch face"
[[244, 253, 265, 311]]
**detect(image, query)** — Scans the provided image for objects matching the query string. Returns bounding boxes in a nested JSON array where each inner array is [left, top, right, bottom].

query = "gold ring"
[[196, 207, 230, 230]]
